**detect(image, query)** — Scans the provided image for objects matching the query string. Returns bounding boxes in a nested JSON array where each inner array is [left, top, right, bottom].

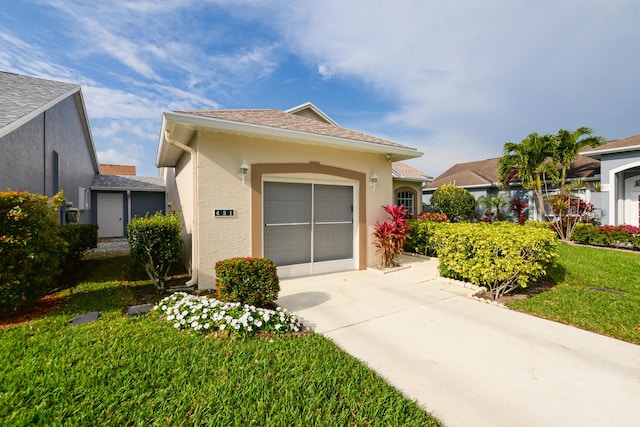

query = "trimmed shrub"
[[573, 223, 640, 249], [59, 224, 98, 264], [404, 220, 447, 256], [127, 212, 182, 292], [430, 183, 476, 222], [215, 257, 279, 307], [0, 190, 67, 313], [433, 222, 558, 299]]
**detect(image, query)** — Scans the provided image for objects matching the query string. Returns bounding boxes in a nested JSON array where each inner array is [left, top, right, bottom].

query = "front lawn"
[[0, 257, 442, 426], [507, 243, 640, 345]]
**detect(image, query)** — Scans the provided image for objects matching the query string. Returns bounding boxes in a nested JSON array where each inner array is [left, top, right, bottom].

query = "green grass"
[[507, 243, 640, 344], [0, 257, 442, 426]]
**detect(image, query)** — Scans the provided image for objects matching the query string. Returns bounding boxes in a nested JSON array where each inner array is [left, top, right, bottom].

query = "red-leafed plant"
[[509, 197, 529, 225], [373, 205, 410, 268]]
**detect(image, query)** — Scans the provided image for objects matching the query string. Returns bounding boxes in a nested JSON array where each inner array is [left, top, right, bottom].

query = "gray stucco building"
[[0, 71, 99, 224]]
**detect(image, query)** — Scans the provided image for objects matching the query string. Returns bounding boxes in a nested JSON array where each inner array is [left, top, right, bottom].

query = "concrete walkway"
[[277, 255, 640, 427]]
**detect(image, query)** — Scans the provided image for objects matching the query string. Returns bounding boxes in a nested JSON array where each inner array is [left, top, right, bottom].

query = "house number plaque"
[[214, 209, 235, 217]]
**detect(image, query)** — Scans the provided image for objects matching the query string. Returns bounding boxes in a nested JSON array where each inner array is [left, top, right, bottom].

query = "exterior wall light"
[[370, 171, 379, 190], [239, 161, 249, 187]]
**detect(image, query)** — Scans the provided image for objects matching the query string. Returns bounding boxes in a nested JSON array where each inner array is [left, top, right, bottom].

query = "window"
[[78, 187, 90, 211], [396, 191, 414, 216]]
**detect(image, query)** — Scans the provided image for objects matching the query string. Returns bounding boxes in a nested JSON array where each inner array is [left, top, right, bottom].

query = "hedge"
[[59, 224, 98, 264], [404, 220, 448, 256], [127, 212, 182, 292], [215, 257, 279, 307], [572, 223, 640, 249], [433, 222, 558, 299], [0, 190, 67, 313]]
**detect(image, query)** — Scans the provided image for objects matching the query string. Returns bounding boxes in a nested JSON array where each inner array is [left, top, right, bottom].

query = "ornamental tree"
[[430, 183, 476, 222]]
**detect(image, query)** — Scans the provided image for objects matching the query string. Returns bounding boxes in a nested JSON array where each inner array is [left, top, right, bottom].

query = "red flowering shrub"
[[215, 257, 279, 307], [509, 197, 529, 225], [417, 212, 450, 222]]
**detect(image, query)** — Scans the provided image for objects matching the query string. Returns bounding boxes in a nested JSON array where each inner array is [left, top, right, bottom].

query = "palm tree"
[[498, 132, 558, 219], [553, 127, 605, 188], [477, 194, 508, 221]]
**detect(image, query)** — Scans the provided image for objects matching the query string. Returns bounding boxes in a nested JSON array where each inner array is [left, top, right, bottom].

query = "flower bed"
[[155, 292, 302, 337]]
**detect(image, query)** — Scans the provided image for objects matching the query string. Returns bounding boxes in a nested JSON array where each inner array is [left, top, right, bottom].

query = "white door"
[[97, 193, 124, 237], [624, 176, 640, 227], [263, 181, 355, 278]]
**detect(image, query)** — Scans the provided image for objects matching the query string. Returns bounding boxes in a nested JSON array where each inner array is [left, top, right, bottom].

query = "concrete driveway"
[[277, 255, 640, 427]]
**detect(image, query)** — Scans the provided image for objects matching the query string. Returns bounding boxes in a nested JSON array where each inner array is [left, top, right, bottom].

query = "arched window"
[[396, 191, 414, 216]]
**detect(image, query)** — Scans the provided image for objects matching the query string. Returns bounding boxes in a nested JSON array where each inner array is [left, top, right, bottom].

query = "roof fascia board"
[[0, 86, 80, 139], [581, 145, 640, 158], [161, 111, 422, 160], [285, 102, 339, 126], [74, 89, 100, 173]]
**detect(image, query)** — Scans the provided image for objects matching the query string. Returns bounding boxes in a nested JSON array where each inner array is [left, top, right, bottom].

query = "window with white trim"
[[78, 187, 90, 211], [396, 191, 414, 216]]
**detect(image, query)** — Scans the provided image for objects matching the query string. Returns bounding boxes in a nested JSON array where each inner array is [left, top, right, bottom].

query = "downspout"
[[164, 130, 198, 288]]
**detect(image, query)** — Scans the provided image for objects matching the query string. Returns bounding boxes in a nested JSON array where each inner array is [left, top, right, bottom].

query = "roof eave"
[[156, 111, 423, 167], [581, 145, 640, 159]]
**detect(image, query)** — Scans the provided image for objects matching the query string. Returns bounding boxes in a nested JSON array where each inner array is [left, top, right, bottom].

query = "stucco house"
[[580, 133, 640, 226], [423, 155, 601, 221], [392, 161, 433, 217], [156, 102, 423, 288], [0, 71, 166, 235], [0, 71, 99, 224]]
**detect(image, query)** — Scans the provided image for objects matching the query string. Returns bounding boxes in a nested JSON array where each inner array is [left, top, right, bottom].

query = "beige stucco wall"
[[166, 147, 195, 275], [193, 130, 393, 288]]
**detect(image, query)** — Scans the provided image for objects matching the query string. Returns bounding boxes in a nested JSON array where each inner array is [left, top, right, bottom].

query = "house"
[[0, 71, 166, 236], [580, 133, 640, 226], [156, 102, 423, 288], [423, 155, 601, 220], [392, 161, 433, 217], [90, 174, 165, 238], [0, 71, 99, 224]]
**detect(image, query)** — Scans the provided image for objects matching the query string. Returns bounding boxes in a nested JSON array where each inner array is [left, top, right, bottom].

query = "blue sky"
[[2, 1, 639, 177]]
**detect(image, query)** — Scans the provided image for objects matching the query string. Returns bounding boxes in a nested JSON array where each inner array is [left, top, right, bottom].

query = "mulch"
[[0, 294, 66, 330]]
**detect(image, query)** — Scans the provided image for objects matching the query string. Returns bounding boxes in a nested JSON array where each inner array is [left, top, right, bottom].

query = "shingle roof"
[[580, 133, 640, 157], [178, 109, 411, 149], [91, 175, 165, 191], [392, 162, 432, 180], [0, 71, 78, 129], [425, 155, 599, 190]]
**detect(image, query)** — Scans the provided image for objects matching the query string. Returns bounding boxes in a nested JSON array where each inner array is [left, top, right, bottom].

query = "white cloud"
[[317, 63, 334, 80]]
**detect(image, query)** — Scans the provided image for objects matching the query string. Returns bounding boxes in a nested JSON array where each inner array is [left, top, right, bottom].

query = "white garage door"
[[264, 181, 355, 277]]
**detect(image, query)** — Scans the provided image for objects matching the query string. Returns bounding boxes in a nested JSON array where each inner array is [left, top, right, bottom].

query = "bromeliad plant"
[[373, 205, 409, 268], [155, 292, 302, 337]]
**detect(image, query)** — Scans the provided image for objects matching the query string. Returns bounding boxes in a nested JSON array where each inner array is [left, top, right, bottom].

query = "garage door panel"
[[314, 184, 352, 222], [314, 223, 353, 262], [264, 224, 312, 266]]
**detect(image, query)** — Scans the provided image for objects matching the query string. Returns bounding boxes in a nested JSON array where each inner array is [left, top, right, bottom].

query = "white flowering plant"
[[154, 292, 303, 337]]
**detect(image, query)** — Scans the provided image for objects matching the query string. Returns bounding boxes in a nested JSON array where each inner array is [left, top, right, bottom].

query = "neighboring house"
[[423, 155, 600, 220], [100, 164, 136, 175], [392, 161, 433, 218], [90, 175, 166, 238], [0, 71, 99, 224], [157, 102, 423, 288], [581, 133, 640, 226]]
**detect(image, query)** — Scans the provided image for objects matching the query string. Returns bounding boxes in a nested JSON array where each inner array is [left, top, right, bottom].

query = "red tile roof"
[[178, 109, 411, 149]]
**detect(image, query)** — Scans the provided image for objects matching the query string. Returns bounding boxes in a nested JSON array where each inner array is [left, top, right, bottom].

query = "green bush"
[[0, 190, 67, 313], [215, 257, 279, 307], [573, 223, 640, 249], [430, 183, 476, 222], [433, 222, 558, 299], [404, 220, 447, 256], [127, 212, 181, 292], [59, 224, 98, 264]]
